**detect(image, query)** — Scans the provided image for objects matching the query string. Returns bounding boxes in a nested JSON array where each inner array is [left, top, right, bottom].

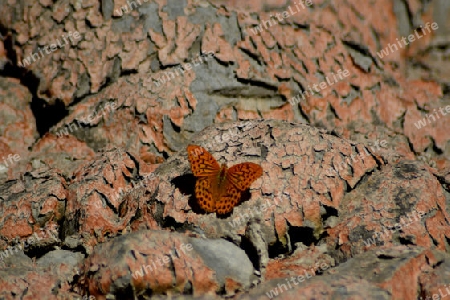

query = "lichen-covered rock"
[[0, 77, 38, 181], [133, 120, 383, 253], [1, 0, 447, 176], [80, 230, 254, 298], [63, 148, 161, 253], [238, 246, 450, 300], [0, 250, 85, 300], [0, 168, 66, 251], [0, 0, 449, 298], [326, 160, 450, 262]]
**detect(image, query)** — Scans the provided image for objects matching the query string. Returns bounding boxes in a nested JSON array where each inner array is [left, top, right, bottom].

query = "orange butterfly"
[[187, 145, 263, 215]]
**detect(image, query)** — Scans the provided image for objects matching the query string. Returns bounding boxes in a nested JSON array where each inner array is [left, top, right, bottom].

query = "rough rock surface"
[[239, 247, 450, 300], [79, 230, 253, 298], [0, 0, 449, 299]]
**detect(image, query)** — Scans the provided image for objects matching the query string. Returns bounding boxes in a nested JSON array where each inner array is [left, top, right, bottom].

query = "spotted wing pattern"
[[187, 145, 220, 177], [194, 177, 216, 213], [226, 162, 263, 191], [215, 184, 241, 215], [187, 145, 220, 213]]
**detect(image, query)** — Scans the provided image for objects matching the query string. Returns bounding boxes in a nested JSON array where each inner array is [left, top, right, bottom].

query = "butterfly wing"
[[216, 183, 241, 215], [195, 177, 216, 213], [187, 145, 220, 177], [215, 162, 263, 214], [226, 162, 263, 191], [187, 145, 220, 213]]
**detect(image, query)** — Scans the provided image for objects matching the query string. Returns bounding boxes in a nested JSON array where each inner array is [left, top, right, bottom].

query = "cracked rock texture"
[[0, 0, 449, 299]]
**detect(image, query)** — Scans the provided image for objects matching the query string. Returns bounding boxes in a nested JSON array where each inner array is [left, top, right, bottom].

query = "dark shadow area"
[[114, 285, 136, 300], [30, 97, 68, 136], [322, 204, 339, 222], [398, 236, 415, 246], [25, 240, 61, 260], [216, 210, 233, 219], [288, 226, 316, 248], [0, 30, 69, 137], [268, 226, 319, 258], [0, 62, 69, 137], [0, 29, 24, 80], [268, 239, 289, 258], [171, 174, 205, 215], [240, 235, 261, 271], [161, 215, 192, 231]]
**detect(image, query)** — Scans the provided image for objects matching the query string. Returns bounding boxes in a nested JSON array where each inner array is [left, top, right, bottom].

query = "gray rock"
[[0, 249, 33, 268], [190, 238, 254, 288], [37, 249, 84, 268]]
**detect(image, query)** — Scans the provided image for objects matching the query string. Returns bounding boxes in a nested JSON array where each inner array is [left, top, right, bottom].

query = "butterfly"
[[186, 145, 263, 215]]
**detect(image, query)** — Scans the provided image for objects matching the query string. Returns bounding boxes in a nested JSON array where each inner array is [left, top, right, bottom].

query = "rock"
[[0, 0, 449, 298], [190, 238, 254, 293], [80, 230, 253, 297], [326, 160, 450, 262], [37, 249, 85, 269], [239, 246, 450, 300]]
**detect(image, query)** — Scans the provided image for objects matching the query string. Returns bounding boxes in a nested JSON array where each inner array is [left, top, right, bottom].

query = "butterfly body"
[[187, 145, 263, 214], [210, 164, 228, 200], [218, 164, 228, 187]]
